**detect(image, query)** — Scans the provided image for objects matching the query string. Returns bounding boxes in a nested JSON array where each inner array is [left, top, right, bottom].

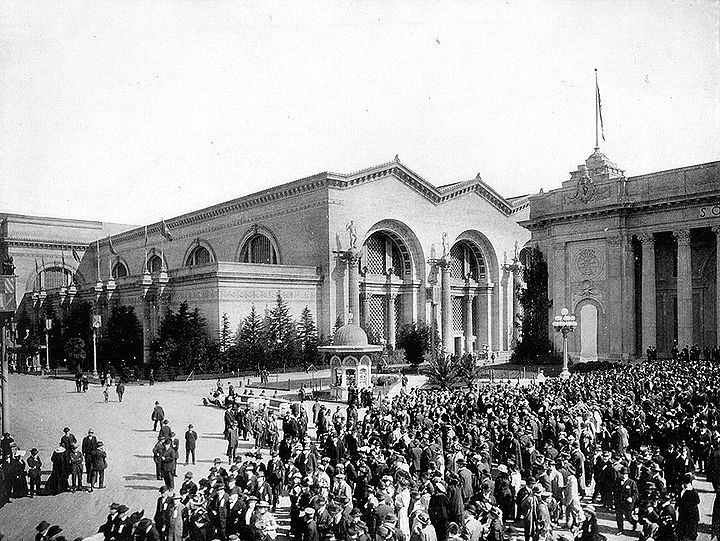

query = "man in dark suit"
[[184, 424, 197, 466], [60, 427, 77, 452], [180, 471, 198, 504], [134, 518, 161, 541], [81, 429, 98, 485], [615, 467, 638, 534], [154, 486, 171, 539], [303, 508, 320, 541], [161, 440, 177, 490], [159, 420, 172, 440], [208, 483, 229, 540], [152, 402, 165, 432]]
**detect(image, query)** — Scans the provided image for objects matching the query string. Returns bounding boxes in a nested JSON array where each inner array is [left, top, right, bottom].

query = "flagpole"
[[595, 68, 599, 150]]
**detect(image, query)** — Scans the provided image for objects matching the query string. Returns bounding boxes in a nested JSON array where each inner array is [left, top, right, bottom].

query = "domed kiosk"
[[319, 316, 382, 402]]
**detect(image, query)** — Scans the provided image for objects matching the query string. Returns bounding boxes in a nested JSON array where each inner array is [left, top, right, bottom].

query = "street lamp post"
[[92, 315, 102, 378], [552, 307, 577, 380], [44, 318, 52, 375]]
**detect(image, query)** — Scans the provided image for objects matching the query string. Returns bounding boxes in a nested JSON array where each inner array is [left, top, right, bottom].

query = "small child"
[[103, 384, 109, 403]]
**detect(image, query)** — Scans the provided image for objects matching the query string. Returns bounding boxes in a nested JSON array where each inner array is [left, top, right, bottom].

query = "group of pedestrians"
[[0, 426, 108, 504]]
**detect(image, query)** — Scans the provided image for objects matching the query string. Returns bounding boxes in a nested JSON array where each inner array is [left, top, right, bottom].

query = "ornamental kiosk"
[[319, 318, 381, 402]]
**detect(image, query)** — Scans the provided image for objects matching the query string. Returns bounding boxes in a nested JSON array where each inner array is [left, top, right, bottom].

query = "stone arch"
[[112, 258, 130, 279], [454, 230, 500, 283], [27, 261, 76, 291], [146, 249, 169, 274], [183, 238, 216, 267], [236, 224, 282, 264], [364, 219, 426, 282]]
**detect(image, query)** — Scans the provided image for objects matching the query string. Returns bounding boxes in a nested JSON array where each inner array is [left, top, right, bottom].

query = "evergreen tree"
[[99, 305, 143, 372], [263, 293, 296, 371], [64, 300, 93, 364], [396, 321, 432, 369], [149, 301, 215, 378], [512, 246, 556, 364], [64, 337, 87, 373], [236, 305, 265, 372], [297, 306, 320, 369], [219, 313, 233, 353]]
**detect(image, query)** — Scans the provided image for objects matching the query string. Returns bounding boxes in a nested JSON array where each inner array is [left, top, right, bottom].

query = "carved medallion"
[[576, 248, 601, 278]]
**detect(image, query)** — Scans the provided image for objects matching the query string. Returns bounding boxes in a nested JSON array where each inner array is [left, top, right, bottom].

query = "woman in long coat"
[[165, 495, 185, 541], [676, 474, 700, 541], [90, 442, 107, 491], [46, 446, 68, 494], [7, 450, 28, 498]]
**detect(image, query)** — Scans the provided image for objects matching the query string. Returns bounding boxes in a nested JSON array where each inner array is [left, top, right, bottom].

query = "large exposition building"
[[2, 150, 718, 365], [2, 157, 531, 364]]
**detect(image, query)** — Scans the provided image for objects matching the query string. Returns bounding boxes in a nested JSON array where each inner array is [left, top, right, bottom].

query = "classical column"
[[439, 260, 452, 352], [344, 249, 361, 322], [360, 290, 370, 329], [639, 233, 657, 354], [713, 227, 720, 346], [552, 242, 567, 352], [675, 229, 693, 348], [475, 284, 493, 352], [386, 293, 397, 349], [464, 294, 474, 354]]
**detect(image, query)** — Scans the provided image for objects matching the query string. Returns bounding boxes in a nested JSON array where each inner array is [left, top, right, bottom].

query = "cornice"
[[3, 239, 89, 251]]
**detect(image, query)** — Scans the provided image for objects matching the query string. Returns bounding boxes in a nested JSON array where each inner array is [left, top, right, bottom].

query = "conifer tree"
[[297, 305, 320, 369]]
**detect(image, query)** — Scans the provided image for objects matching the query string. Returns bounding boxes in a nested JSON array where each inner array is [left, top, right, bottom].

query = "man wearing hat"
[[81, 428, 98, 485], [161, 439, 177, 489], [180, 471, 197, 503], [462, 505, 482, 541], [109, 504, 130, 541], [27, 448, 42, 498], [69, 443, 84, 493], [226, 486, 245, 537], [135, 517, 161, 541], [184, 423, 197, 466], [35, 521, 50, 541], [614, 467, 638, 535], [267, 448, 285, 512], [486, 507, 505, 541], [154, 487, 171, 538], [333, 472, 353, 504], [254, 500, 279, 541], [520, 484, 550, 541], [578, 505, 599, 541], [209, 482, 230, 540], [303, 507, 320, 541]]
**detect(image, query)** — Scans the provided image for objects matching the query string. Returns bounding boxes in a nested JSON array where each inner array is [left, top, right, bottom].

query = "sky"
[[1, 0, 718, 225]]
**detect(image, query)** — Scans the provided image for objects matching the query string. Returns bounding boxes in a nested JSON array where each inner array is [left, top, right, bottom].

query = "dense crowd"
[[2, 356, 720, 541]]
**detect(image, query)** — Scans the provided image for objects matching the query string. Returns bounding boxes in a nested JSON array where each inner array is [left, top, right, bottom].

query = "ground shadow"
[[124, 473, 157, 481], [133, 454, 153, 459], [125, 484, 162, 491], [132, 429, 156, 433]]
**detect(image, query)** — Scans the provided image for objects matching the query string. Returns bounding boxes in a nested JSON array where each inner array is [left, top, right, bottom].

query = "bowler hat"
[[36, 522, 50, 532], [47, 526, 63, 537]]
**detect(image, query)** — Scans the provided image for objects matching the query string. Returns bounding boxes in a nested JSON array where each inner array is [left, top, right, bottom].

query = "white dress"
[[396, 486, 411, 539]]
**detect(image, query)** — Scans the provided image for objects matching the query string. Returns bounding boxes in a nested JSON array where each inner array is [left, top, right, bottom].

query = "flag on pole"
[[161, 219, 173, 242], [61, 246, 66, 268], [596, 77, 606, 142], [35, 259, 39, 273], [108, 236, 119, 256], [72, 248, 81, 263], [144, 225, 149, 249]]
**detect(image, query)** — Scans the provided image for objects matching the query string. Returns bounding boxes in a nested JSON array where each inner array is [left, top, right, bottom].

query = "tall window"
[[363, 231, 406, 278], [147, 255, 163, 273], [240, 234, 278, 264], [186, 245, 211, 267], [112, 262, 129, 279], [449, 242, 485, 280], [35, 266, 73, 290]]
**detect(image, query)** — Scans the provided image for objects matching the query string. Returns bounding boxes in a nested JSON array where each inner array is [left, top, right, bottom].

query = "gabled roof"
[[111, 157, 517, 243], [327, 157, 514, 215]]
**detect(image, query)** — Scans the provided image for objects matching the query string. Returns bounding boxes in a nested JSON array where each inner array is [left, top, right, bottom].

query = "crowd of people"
[[3, 356, 720, 541]]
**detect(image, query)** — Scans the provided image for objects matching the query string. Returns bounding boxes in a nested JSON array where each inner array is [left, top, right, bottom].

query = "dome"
[[333, 322, 369, 347]]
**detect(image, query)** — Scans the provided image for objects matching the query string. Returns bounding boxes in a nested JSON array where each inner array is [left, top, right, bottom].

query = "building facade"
[[523, 149, 720, 361], [3, 158, 531, 364]]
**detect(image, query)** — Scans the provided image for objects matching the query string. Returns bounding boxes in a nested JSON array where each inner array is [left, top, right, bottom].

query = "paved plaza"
[[0, 373, 717, 541]]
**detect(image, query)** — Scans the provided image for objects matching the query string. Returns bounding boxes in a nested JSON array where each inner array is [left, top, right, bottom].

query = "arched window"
[[186, 245, 211, 267], [147, 255, 163, 273], [35, 266, 73, 290], [112, 262, 129, 279], [240, 234, 278, 264], [363, 231, 408, 278], [449, 242, 486, 280]]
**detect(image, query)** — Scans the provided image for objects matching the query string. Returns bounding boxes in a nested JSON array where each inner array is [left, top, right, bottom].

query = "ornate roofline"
[[109, 158, 517, 244]]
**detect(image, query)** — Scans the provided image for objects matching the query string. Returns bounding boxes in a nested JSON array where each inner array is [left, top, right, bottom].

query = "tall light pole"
[[92, 315, 102, 378], [44, 317, 52, 374], [1, 315, 11, 434], [553, 308, 577, 379]]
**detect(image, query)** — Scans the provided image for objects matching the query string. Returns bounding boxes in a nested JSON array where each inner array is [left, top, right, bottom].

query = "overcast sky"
[[1, 1, 718, 225]]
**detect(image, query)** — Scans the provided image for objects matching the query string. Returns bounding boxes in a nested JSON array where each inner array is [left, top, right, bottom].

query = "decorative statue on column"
[[441, 232, 448, 259], [346, 221, 358, 250]]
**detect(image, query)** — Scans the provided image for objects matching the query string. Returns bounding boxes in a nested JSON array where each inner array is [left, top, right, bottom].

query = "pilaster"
[[675, 229, 693, 347]]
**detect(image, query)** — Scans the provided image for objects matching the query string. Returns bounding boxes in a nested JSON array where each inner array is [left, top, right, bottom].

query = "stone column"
[[552, 242, 567, 352], [439, 260, 452, 352], [512, 269, 523, 343], [713, 227, 720, 346], [464, 294, 474, 353], [675, 229, 693, 347], [360, 291, 370, 329], [639, 233, 657, 355], [386, 293, 397, 349], [475, 284, 493, 352], [344, 249, 361, 322]]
